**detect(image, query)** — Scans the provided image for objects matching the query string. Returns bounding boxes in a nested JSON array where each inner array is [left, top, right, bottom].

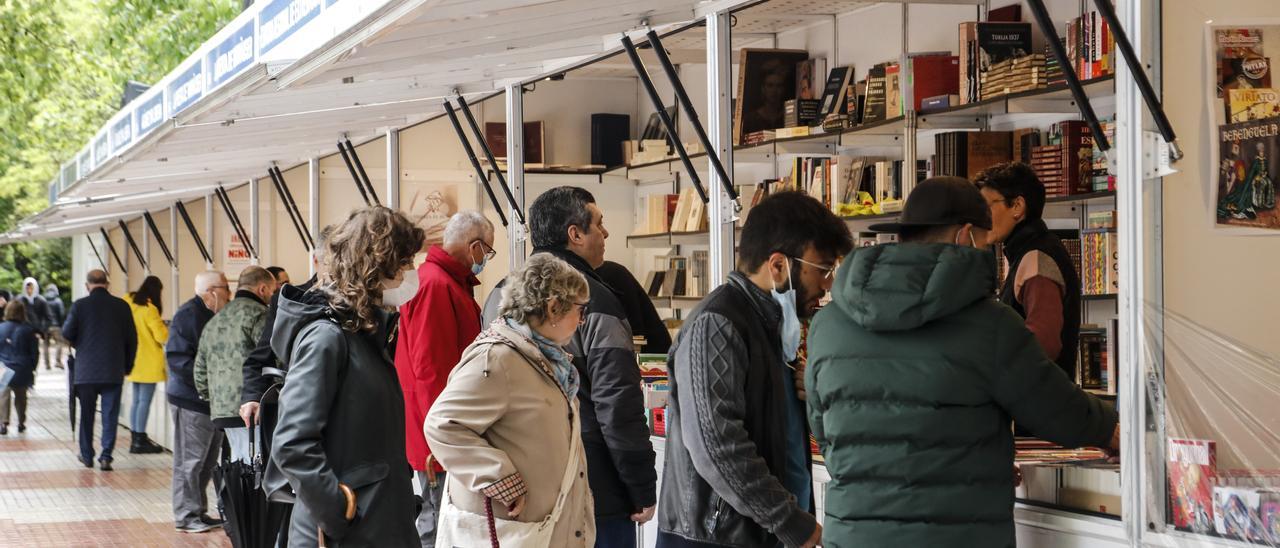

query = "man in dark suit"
[[61, 269, 138, 471]]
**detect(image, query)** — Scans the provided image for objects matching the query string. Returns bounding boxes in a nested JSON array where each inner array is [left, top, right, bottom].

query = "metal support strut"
[[142, 211, 174, 266], [443, 99, 510, 227], [620, 34, 711, 205], [175, 201, 213, 266], [643, 29, 740, 209], [337, 141, 373, 206], [99, 227, 127, 272], [1025, 0, 1111, 152], [456, 96, 526, 225], [268, 167, 314, 252], [1091, 0, 1181, 161], [214, 186, 257, 260], [342, 139, 382, 206], [117, 220, 147, 271], [85, 234, 108, 270]]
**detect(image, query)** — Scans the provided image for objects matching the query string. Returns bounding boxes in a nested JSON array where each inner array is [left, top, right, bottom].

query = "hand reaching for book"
[[1104, 424, 1121, 463]]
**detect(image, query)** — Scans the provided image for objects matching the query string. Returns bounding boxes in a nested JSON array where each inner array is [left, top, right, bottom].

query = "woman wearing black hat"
[[976, 162, 1082, 379]]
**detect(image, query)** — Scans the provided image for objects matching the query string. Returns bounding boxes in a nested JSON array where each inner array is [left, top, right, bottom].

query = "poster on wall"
[[225, 232, 251, 265], [1206, 23, 1280, 233], [404, 184, 459, 247]]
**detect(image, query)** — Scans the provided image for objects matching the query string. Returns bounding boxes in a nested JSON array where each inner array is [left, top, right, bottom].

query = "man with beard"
[[656, 192, 852, 548]]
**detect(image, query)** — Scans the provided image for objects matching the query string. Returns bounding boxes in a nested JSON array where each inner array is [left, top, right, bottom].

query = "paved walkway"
[[0, 366, 231, 547]]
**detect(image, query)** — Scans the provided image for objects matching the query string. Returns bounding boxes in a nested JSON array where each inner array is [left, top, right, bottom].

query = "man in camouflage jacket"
[[194, 267, 276, 430]]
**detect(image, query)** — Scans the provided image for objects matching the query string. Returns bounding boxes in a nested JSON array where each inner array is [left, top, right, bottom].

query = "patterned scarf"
[[505, 318, 579, 399]]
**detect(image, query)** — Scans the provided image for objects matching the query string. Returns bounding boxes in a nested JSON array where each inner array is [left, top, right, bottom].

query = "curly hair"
[[498, 254, 589, 325], [321, 207, 424, 333]]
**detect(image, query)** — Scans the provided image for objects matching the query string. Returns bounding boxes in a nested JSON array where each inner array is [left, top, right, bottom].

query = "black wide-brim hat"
[[868, 176, 994, 233]]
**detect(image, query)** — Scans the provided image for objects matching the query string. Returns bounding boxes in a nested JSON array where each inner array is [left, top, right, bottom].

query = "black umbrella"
[[214, 424, 290, 548]]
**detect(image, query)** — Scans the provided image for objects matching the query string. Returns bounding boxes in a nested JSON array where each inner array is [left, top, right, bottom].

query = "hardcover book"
[[1228, 88, 1280, 122], [1216, 117, 1280, 229], [1213, 487, 1262, 541], [733, 49, 810, 144], [862, 64, 889, 124], [818, 66, 854, 119], [905, 54, 959, 111], [1168, 439, 1217, 534]]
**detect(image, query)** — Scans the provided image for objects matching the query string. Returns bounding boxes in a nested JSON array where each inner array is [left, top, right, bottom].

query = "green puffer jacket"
[[806, 243, 1116, 548], [194, 293, 268, 425]]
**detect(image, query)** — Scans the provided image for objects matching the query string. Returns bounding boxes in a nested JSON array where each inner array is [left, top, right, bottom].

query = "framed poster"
[[733, 49, 809, 144]]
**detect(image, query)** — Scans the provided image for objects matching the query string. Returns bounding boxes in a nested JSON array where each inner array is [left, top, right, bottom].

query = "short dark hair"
[[529, 186, 596, 250], [738, 191, 853, 273], [974, 162, 1046, 221], [86, 270, 108, 285], [266, 266, 287, 280], [4, 300, 26, 323]]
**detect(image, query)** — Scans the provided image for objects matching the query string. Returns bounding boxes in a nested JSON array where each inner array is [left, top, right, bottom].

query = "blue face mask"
[[470, 242, 488, 276], [770, 258, 802, 363]]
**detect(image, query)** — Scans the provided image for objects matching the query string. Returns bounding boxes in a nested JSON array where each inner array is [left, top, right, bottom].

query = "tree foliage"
[[0, 0, 239, 294]]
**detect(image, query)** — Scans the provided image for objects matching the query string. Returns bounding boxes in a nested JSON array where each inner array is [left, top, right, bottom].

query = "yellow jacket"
[[125, 294, 169, 383]]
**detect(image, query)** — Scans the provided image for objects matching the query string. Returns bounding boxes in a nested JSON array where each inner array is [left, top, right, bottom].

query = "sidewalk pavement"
[[0, 366, 230, 547]]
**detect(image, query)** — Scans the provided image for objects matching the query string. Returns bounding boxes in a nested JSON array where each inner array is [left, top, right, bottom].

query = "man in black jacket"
[[657, 193, 852, 548], [165, 271, 231, 533], [61, 270, 138, 471], [485, 186, 656, 547]]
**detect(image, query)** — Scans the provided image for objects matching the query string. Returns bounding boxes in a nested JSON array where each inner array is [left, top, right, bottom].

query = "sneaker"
[[78, 455, 93, 468], [198, 515, 225, 528], [99, 459, 113, 472], [175, 521, 216, 534]]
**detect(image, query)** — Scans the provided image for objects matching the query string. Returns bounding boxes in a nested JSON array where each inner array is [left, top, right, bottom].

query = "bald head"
[[86, 269, 108, 287]]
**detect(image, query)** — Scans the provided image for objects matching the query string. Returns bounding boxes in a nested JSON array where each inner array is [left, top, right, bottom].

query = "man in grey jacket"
[[657, 192, 852, 548]]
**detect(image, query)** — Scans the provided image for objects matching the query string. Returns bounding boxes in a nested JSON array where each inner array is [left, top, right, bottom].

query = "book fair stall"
[[4, 0, 1279, 546]]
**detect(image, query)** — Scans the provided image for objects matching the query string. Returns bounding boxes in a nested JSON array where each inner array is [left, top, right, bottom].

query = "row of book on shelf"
[[935, 120, 1116, 197], [644, 253, 710, 300], [730, 5, 1118, 147], [1168, 438, 1280, 543]]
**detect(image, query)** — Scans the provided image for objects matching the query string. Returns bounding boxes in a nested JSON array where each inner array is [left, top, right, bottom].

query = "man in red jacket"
[[394, 210, 495, 548]]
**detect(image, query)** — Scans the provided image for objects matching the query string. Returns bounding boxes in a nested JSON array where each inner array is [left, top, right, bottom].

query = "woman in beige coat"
[[426, 254, 596, 546]]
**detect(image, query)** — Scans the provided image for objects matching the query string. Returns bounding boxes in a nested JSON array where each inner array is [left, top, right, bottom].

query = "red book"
[[1169, 439, 1216, 533], [907, 54, 960, 112]]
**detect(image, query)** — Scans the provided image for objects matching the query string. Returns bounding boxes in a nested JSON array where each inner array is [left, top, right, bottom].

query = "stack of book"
[[742, 130, 776, 147], [1029, 121, 1094, 196], [1081, 228, 1118, 296], [958, 21, 1033, 104], [980, 54, 1047, 98], [1045, 39, 1067, 87]]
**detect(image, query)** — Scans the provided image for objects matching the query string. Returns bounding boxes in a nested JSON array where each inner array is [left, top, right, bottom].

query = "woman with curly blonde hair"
[[427, 253, 596, 546], [267, 206, 424, 547]]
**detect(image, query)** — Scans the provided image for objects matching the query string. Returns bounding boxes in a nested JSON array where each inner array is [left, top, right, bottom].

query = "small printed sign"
[[259, 0, 323, 55], [205, 20, 256, 91]]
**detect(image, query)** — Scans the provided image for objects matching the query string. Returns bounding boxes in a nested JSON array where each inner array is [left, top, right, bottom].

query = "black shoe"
[[129, 437, 143, 454], [175, 521, 216, 534], [198, 515, 225, 528], [140, 434, 165, 454], [99, 459, 113, 471], [0, 424, 7, 435], [17, 424, 25, 433], [78, 455, 93, 468]]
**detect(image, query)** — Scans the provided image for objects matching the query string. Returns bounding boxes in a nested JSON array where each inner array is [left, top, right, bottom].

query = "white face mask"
[[381, 270, 419, 308], [769, 258, 802, 363]]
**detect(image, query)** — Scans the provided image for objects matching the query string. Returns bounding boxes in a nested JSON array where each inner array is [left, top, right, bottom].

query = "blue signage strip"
[[111, 116, 133, 155], [168, 62, 204, 117], [205, 20, 256, 91], [136, 92, 166, 136], [259, 0, 322, 55]]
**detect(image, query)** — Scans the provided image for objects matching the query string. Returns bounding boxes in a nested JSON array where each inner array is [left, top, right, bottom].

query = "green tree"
[[0, 0, 239, 295]]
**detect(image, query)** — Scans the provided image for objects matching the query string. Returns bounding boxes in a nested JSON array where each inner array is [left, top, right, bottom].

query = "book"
[[885, 63, 902, 118], [591, 113, 630, 168], [1220, 57, 1273, 114], [1216, 28, 1267, 98], [905, 54, 960, 112], [783, 99, 821, 127], [795, 58, 823, 101], [1213, 486, 1263, 541], [921, 94, 960, 113], [1168, 439, 1216, 534], [933, 131, 1013, 180], [962, 22, 1034, 102], [862, 64, 889, 124], [484, 121, 545, 164], [734, 49, 810, 144], [1216, 117, 1280, 229], [817, 66, 854, 120], [1228, 87, 1280, 123]]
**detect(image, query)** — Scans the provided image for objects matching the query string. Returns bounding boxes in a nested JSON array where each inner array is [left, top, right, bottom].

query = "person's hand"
[[506, 495, 527, 518], [630, 505, 656, 523], [800, 523, 823, 548], [239, 402, 260, 428], [1013, 465, 1023, 487], [1104, 423, 1121, 463]]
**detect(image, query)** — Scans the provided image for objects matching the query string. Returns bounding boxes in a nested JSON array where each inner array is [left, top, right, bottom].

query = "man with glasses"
[[657, 192, 852, 548], [165, 270, 231, 533], [394, 210, 494, 548]]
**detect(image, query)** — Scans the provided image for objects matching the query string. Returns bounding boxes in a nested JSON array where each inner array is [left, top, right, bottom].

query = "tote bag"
[[435, 402, 582, 547]]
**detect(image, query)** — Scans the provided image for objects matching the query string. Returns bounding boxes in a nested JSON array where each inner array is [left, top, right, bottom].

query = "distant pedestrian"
[[166, 271, 231, 534], [43, 284, 67, 369], [126, 276, 168, 454], [17, 278, 53, 369], [0, 301, 39, 435], [61, 269, 138, 471]]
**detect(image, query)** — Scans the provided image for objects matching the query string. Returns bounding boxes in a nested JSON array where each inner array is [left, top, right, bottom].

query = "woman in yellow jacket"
[[126, 276, 168, 454]]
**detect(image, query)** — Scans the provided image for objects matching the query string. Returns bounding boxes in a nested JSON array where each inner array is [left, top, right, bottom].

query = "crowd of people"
[[0, 160, 1119, 547]]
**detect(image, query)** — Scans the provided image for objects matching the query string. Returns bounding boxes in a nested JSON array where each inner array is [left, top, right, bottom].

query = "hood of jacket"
[[21, 278, 39, 297], [831, 243, 996, 332], [270, 283, 335, 364]]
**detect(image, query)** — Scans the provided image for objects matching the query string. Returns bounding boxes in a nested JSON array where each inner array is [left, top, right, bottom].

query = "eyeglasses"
[[474, 239, 497, 262], [573, 301, 590, 324], [791, 257, 838, 280]]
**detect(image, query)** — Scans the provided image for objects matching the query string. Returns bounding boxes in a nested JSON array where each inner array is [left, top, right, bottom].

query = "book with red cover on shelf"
[[1169, 439, 1217, 534]]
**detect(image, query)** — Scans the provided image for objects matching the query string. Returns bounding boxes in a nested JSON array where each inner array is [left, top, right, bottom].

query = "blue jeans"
[[595, 516, 637, 548], [76, 383, 122, 462], [131, 382, 157, 434]]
